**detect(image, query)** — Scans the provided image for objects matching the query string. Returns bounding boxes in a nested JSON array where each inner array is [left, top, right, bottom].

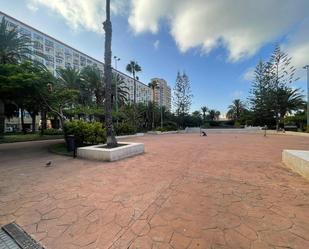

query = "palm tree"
[[0, 17, 31, 64], [80, 65, 104, 107], [227, 99, 245, 121], [103, 0, 117, 147], [126, 61, 141, 105], [201, 106, 208, 121], [112, 73, 129, 108], [148, 79, 158, 129], [0, 17, 31, 136], [208, 109, 220, 121], [56, 67, 80, 89], [278, 87, 304, 126]]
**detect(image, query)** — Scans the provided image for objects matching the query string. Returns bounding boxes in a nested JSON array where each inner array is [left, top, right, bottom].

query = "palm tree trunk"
[[0, 100, 5, 137], [30, 112, 36, 133], [41, 109, 47, 135], [20, 106, 25, 133], [104, 0, 117, 148]]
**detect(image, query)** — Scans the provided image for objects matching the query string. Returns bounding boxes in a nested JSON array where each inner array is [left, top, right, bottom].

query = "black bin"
[[66, 135, 75, 152]]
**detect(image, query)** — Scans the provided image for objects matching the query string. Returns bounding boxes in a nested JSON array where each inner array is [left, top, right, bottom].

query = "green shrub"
[[156, 127, 168, 132], [114, 122, 136, 136], [163, 121, 177, 131], [234, 121, 241, 128], [42, 128, 64, 135], [64, 120, 106, 146]]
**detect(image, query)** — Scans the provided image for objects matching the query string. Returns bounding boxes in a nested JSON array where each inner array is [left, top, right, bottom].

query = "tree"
[[80, 65, 104, 107], [208, 109, 220, 121], [148, 79, 158, 129], [0, 17, 31, 135], [112, 73, 129, 107], [126, 61, 141, 105], [103, 0, 117, 147], [201, 106, 208, 121], [249, 46, 303, 128], [0, 17, 31, 64], [173, 72, 193, 128], [226, 99, 245, 121]]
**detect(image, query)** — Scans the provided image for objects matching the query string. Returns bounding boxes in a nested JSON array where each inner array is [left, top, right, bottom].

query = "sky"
[[1, 0, 309, 115]]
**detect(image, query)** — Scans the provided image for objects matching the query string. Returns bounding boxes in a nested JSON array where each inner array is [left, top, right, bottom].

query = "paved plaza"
[[0, 134, 309, 249]]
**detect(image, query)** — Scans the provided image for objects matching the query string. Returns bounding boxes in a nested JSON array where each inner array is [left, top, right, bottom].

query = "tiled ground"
[[0, 134, 309, 249]]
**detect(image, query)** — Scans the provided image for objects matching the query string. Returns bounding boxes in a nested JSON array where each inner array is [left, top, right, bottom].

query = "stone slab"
[[77, 142, 144, 162], [282, 150, 309, 180]]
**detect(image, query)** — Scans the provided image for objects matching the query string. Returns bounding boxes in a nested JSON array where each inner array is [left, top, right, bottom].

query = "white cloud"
[[243, 67, 255, 82], [153, 40, 160, 50], [128, 0, 309, 61], [26, 0, 309, 64], [27, 0, 129, 33], [231, 90, 243, 99], [283, 18, 309, 80]]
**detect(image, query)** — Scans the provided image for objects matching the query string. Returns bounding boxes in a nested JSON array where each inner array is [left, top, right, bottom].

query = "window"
[[45, 39, 54, 47]]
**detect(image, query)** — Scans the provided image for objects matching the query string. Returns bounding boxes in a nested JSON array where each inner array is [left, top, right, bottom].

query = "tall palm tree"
[[103, 0, 117, 147], [201, 106, 208, 121], [126, 61, 141, 104], [227, 99, 245, 121], [0, 17, 31, 136], [148, 79, 158, 129]]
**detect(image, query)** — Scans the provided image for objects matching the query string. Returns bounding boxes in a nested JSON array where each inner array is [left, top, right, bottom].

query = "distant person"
[[201, 131, 207, 136]]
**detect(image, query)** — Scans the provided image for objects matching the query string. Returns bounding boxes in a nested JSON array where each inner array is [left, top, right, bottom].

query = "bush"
[[156, 127, 167, 132], [163, 121, 177, 131], [234, 121, 241, 128], [114, 122, 136, 136], [42, 128, 64, 135], [64, 120, 106, 146]]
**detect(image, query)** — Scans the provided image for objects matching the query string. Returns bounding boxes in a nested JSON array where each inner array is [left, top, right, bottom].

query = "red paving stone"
[[0, 133, 309, 249]]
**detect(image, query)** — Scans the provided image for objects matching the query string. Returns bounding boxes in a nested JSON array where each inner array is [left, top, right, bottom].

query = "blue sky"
[[1, 0, 309, 115]]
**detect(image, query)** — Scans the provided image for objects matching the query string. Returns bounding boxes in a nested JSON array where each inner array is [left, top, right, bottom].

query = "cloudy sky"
[[1, 0, 309, 114]]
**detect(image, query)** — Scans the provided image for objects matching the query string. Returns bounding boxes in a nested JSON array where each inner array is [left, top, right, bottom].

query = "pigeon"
[[45, 161, 52, 167]]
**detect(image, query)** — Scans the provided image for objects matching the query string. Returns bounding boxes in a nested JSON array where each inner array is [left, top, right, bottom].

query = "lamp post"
[[304, 65, 309, 129], [113, 56, 120, 124]]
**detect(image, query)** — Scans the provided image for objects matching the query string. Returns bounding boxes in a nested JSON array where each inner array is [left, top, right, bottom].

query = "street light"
[[304, 65, 309, 129], [113, 56, 120, 124]]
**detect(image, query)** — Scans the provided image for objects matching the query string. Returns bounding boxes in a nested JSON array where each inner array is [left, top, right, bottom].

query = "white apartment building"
[[151, 78, 172, 111], [0, 11, 151, 105]]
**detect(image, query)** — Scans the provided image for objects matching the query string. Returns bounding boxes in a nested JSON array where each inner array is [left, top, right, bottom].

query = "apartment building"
[[150, 78, 172, 111], [0, 11, 151, 105]]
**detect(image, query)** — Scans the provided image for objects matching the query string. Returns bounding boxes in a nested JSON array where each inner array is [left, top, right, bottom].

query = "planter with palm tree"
[[77, 0, 144, 160]]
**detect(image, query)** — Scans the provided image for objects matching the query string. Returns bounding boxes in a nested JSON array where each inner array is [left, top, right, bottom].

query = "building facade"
[[151, 78, 172, 111], [0, 11, 151, 105]]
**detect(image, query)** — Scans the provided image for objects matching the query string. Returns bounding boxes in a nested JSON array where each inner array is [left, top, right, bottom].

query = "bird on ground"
[[45, 161, 52, 167]]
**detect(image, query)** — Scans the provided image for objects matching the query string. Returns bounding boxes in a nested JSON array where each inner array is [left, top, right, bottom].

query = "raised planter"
[[282, 150, 309, 180], [77, 142, 144, 162]]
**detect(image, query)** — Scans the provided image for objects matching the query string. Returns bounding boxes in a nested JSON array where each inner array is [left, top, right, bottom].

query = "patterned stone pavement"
[[0, 134, 309, 249]]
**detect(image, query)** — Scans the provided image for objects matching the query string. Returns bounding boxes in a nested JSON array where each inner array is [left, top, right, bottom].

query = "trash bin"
[[66, 135, 75, 152]]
